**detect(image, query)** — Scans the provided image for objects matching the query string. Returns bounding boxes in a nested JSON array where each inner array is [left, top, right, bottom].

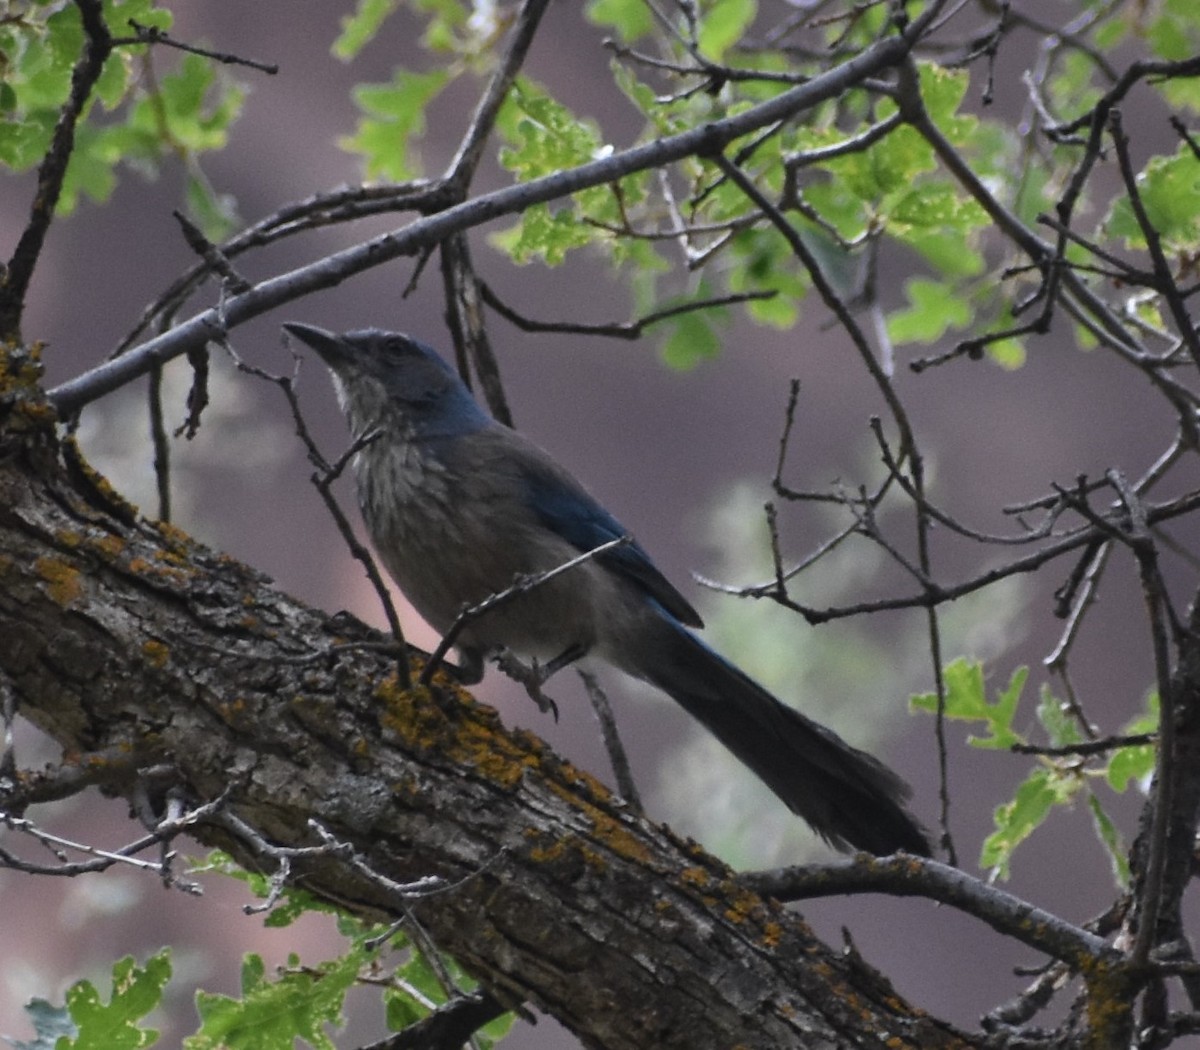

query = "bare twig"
[[578, 669, 643, 811], [420, 536, 631, 686]]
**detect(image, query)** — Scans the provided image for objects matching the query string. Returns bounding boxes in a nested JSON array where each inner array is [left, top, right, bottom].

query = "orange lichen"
[[34, 557, 82, 606], [373, 671, 544, 791], [760, 922, 782, 949], [216, 697, 249, 724], [87, 533, 126, 560]]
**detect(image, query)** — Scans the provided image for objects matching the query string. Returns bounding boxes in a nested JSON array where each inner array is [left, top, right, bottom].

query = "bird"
[[283, 322, 929, 856]]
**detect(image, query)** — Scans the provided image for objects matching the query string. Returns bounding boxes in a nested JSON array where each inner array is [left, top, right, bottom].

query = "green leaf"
[[1146, 0, 1200, 62], [1035, 684, 1084, 749], [186, 950, 359, 1050], [889, 181, 988, 231], [911, 660, 1026, 750], [1088, 793, 1130, 887], [63, 951, 171, 1050], [497, 78, 604, 182], [340, 68, 451, 180], [1107, 740, 1156, 793], [986, 337, 1026, 370], [184, 170, 240, 242], [491, 202, 595, 264], [698, 0, 757, 62], [902, 228, 985, 278], [1106, 692, 1158, 792], [887, 277, 972, 345], [587, 0, 655, 42], [333, 0, 399, 60], [661, 308, 721, 370], [727, 226, 811, 328], [982, 768, 1074, 879]]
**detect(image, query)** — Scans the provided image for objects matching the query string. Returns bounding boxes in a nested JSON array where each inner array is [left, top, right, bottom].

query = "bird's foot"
[[493, 650, 561, 721]]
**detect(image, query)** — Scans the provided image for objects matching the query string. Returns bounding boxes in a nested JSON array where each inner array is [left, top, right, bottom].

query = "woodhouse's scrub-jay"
[[284, 323, 928, 856]]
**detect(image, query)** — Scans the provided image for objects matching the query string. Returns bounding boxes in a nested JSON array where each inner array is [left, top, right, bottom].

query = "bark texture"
[[0, 360, 971, 1050]]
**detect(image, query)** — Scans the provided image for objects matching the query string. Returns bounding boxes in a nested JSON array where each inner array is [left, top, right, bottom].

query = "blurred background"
[[2, 3, 1190, 1047]]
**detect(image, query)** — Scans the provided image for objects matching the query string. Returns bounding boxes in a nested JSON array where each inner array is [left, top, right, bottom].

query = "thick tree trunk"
[[0, 369, 971, 1049]]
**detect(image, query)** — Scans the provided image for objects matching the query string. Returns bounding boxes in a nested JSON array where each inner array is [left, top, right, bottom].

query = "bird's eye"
[[386, 337, 412, 356]]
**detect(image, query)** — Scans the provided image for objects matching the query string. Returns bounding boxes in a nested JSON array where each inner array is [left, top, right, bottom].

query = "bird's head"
[[283, 323, 488, 436]]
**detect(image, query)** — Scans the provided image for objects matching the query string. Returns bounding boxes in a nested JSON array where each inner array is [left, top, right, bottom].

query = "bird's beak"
[[282, 322, 352, 365]]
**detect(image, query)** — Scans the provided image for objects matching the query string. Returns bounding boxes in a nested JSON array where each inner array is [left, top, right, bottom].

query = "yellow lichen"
[[528, 832, 606, 873], [0, 343, 54, 432], [142, 639, 169, 669], [61, 437, 140, 518], [35, 557, 82, 606], [126, 555, 189, 586], [151, 520, 192, 548], [154, 547, 188, 567]]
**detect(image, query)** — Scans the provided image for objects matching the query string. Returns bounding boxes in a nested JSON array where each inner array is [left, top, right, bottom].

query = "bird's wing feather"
[[517, 454, 703, 628]]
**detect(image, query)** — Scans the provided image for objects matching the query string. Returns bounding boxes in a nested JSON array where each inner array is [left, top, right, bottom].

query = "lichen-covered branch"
[[0, 361, 971, 1050]]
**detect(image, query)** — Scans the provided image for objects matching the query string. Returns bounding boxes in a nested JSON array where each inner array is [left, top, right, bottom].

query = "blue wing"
[[521, 462, 703, 628]]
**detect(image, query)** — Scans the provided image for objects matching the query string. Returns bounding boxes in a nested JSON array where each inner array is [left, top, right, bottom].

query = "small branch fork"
[[0, 784, 234, 893]]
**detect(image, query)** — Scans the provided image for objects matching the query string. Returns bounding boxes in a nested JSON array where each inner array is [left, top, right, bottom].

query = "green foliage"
[[911, 659, 1026, 750], [586, 0, 655, 44], [1104, 143, 1200, 252], [661, 298, 723, 369], [178, 853, 515, 1049], [333, 0, 401, 60], [887, 277, 972, 344], [340, 68, 451, 181], [186, 949, 361, 1050], [0, 1, 240, 233], [913, 660, 1158, 880], [14, 855, 516, 1050], [697, 0, 758, 63]]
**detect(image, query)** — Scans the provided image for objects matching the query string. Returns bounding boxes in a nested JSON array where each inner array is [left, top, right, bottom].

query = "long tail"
[[623, 617, 929, 856]]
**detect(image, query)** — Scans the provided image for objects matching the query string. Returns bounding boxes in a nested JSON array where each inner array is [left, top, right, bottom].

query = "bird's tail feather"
[[627, 618, 929, 856]]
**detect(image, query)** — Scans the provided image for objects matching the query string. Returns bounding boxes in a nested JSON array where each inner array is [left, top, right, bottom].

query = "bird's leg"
[[541, 642, 588, 679]]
